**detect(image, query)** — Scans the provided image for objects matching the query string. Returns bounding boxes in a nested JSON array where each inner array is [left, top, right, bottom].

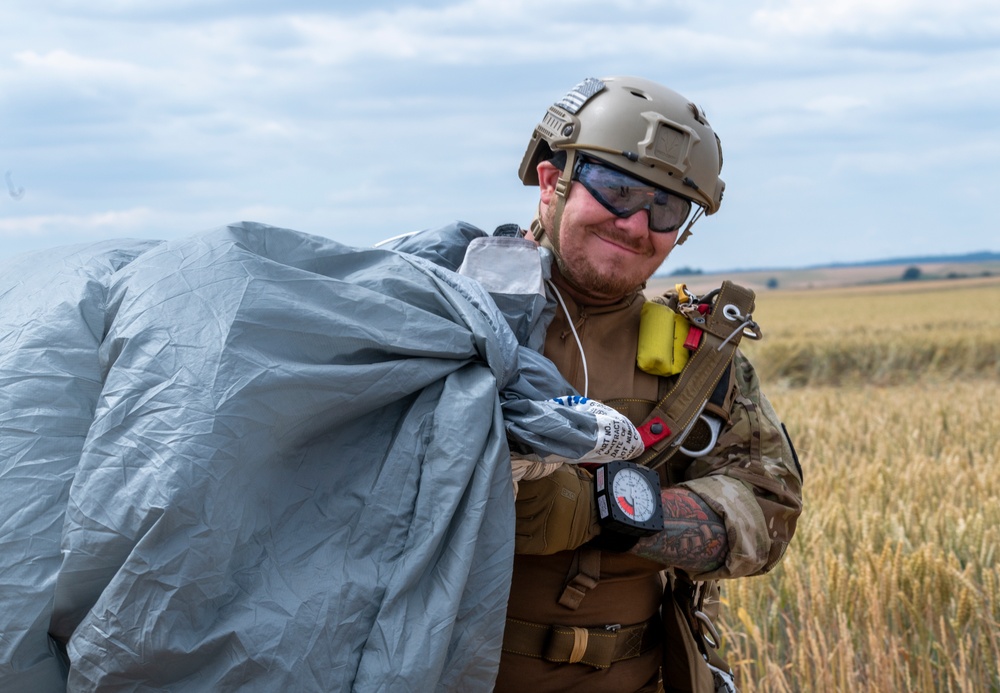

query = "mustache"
[[589, 225, 650, 254]]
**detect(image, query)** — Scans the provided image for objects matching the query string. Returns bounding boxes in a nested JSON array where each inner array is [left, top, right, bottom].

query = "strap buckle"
[[503, 617, 659, 669]]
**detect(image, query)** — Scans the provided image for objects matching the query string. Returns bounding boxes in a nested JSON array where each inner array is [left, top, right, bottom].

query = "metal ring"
[[679, 414, 722, 457], [722, 304, 743, 322], [694, 610, 721, 650]]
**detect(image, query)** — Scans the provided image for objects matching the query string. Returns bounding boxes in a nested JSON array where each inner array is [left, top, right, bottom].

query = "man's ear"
[[537, 161, 562, 205]]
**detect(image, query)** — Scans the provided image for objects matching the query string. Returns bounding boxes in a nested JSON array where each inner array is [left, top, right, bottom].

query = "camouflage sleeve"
[[675, 351, 803, 581]]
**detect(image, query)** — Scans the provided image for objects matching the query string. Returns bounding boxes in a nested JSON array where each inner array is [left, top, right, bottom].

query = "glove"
[[514, 463, 601, 555]]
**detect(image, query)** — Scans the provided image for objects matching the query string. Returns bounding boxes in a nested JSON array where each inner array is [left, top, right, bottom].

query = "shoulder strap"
[[634, 281, 758, 470]]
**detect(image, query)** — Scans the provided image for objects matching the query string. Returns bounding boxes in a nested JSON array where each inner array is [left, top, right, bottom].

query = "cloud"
[[752, 0, 1000, 41], [13, 49, 144, 79], [803, 94, 869, 117], [0, 0, 997, 269], [0, 207, 156, 238]]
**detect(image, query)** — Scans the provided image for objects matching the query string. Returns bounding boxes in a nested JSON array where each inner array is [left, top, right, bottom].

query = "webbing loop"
[[568, 626, 589, 664]]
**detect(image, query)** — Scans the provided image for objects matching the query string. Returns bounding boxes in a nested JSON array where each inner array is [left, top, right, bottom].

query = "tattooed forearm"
[[629, 488, 728, 573]]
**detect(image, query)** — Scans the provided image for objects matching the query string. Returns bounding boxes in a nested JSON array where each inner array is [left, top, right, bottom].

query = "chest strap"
[[501, 614, 661, 669]]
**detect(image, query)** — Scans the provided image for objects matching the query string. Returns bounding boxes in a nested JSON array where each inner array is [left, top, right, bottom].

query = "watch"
[[594, 460, 664, 537]]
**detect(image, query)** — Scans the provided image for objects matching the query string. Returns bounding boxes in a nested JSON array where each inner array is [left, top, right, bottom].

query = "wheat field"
[[718, 277, 1000, 692]]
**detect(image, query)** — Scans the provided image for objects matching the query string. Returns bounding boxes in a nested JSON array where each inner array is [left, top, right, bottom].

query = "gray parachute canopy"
[[0, 221, 599, 692]]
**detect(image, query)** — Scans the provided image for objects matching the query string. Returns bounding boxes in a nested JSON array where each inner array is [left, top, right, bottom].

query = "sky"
[[1, 0, 998, 272]]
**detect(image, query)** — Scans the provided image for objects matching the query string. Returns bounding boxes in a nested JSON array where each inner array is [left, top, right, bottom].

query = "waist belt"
[[501, 616, 660, 669]]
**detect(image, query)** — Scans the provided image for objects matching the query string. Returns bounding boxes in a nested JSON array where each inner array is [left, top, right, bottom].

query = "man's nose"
[[614, 207, 651, 235]]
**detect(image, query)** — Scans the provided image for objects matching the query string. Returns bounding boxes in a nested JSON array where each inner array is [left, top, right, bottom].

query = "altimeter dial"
[[594, 460, 664, 537], [612, 467, 657, 522]]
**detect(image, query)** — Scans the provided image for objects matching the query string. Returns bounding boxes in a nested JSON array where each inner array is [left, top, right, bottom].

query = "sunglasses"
[[573, 158, 692, 233]]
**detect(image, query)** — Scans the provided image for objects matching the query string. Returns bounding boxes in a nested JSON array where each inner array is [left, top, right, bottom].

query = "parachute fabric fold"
[[0, 239, 162, 692], [0, 221, 597, 691]]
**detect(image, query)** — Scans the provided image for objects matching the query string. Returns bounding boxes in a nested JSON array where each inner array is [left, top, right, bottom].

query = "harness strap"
[[501, 615, 661, 669], [557, 547, 601, 610], [636, 280, 756, 470], [669, 574, 732, 674]]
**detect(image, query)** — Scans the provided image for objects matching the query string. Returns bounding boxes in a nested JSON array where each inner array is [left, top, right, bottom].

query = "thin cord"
[[546, 279, 589, 398]]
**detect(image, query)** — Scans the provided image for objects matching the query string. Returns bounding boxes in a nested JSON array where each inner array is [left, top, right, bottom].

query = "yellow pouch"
[[637, 301, 691, 376]]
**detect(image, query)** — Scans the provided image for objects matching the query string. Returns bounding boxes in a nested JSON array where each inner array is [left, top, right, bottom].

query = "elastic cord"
[[546, 279, 589, 398]]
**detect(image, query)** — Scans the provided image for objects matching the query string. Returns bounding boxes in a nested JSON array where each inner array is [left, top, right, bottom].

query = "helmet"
[[519, 76, 725, 244]]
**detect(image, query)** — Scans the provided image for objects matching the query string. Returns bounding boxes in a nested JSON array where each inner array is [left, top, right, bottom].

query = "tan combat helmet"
[[520, 76, 725, 246]]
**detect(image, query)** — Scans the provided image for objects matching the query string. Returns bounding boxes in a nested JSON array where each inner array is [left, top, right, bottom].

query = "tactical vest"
[[499, 281, 757, 693]]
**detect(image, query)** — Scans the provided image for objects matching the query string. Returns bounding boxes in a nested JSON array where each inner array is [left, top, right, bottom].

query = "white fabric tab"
[[551, 395, 645, 462]]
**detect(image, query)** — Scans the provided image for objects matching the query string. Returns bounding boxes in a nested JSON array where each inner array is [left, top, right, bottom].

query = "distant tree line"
[[901, 265, 992, 282], [668, 266, 704, 276]]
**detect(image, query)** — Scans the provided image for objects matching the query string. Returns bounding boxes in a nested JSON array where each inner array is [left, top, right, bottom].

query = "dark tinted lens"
[[576, 161, 691, 233], [649, 190, 691, 232]]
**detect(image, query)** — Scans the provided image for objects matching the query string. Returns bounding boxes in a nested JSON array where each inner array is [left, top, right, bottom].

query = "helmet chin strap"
[[531, 148, 576, 256], [531, 149, 607, 299]]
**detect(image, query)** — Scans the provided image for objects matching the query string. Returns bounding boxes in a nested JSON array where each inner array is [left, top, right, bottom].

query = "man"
[[494, 77, 803, 692], [0, 73, 798, 692]]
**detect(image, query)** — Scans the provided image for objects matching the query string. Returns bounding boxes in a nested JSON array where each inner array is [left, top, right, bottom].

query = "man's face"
[[537, 161, 680, 302]]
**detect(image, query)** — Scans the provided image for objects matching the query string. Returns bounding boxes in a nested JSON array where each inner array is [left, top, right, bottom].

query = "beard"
[[552, 222, 656, 299], [553, 247, 645, 299]]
